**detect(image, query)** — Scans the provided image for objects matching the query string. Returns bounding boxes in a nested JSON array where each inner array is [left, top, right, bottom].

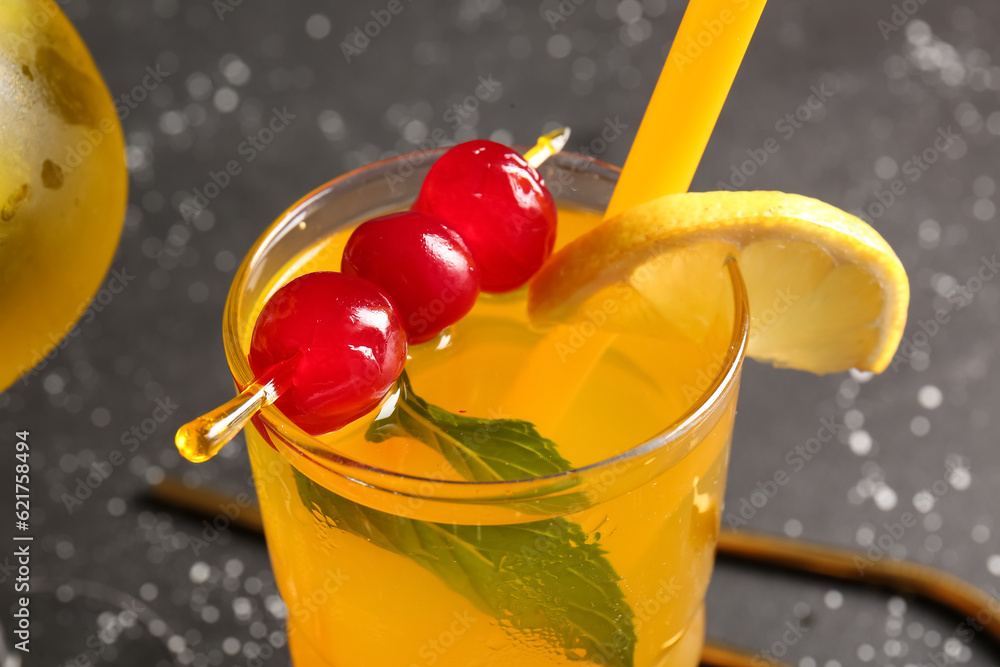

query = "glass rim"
[[224, 149, 750, 496]]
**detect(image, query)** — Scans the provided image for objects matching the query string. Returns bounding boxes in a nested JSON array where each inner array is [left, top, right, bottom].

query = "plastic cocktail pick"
[[175, 381, 279, 463], [523, 127, 571, 168], [175, 361, 294, 463], [174, 129, 570, 463]]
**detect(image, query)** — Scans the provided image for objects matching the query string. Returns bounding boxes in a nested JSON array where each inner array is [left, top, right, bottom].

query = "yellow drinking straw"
[[605, 0, 769, 218], [504, 0, 769, 427]]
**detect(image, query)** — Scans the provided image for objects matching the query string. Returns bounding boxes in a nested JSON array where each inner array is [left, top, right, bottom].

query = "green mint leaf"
[[367, 372, 573, 482], [292, 371, 636, 666], [367, 372, 589, 515], [294, 468, 636, 667]]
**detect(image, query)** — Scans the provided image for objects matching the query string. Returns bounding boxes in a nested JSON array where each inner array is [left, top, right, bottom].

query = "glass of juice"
[[223, 148, 749, 667]]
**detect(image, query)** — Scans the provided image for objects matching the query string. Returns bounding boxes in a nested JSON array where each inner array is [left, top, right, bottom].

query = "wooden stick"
[[716, 530, 1000, 642]]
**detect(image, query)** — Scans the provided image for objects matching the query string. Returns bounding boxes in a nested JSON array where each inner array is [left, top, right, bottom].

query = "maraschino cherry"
[[414, 139, 558, 293], [342, 211, 480, 344], [248, 272, 407, 434], [175, 272, 407, 461]]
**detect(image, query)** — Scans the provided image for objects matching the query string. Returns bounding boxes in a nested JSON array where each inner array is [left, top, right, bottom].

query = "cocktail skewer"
[[523, 126, 571, 168], [174, 129, 571, 463], [175, 362, 292, 463]]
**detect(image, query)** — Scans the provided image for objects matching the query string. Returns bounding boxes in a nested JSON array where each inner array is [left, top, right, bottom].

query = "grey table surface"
[[2, 1, 999, 666]]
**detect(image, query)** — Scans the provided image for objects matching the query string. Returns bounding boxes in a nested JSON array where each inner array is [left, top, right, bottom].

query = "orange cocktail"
[[224, 151, 748, 666]]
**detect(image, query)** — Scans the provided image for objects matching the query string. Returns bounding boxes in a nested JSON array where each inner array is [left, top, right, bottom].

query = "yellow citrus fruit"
[[528, 191, 909, 374], [0, 0, 128, 390]]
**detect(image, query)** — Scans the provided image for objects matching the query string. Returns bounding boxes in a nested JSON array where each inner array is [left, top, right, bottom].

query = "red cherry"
[[342, 211, 480, 344], [414, 140, 557, 293], [248, 272, 407, 435]]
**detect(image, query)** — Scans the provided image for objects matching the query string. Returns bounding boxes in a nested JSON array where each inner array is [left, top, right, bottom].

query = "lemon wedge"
[[528, 191, 909, 374]]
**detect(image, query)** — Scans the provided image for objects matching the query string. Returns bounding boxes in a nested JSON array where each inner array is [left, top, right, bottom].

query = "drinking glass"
[[223, 150, 749, 667]]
